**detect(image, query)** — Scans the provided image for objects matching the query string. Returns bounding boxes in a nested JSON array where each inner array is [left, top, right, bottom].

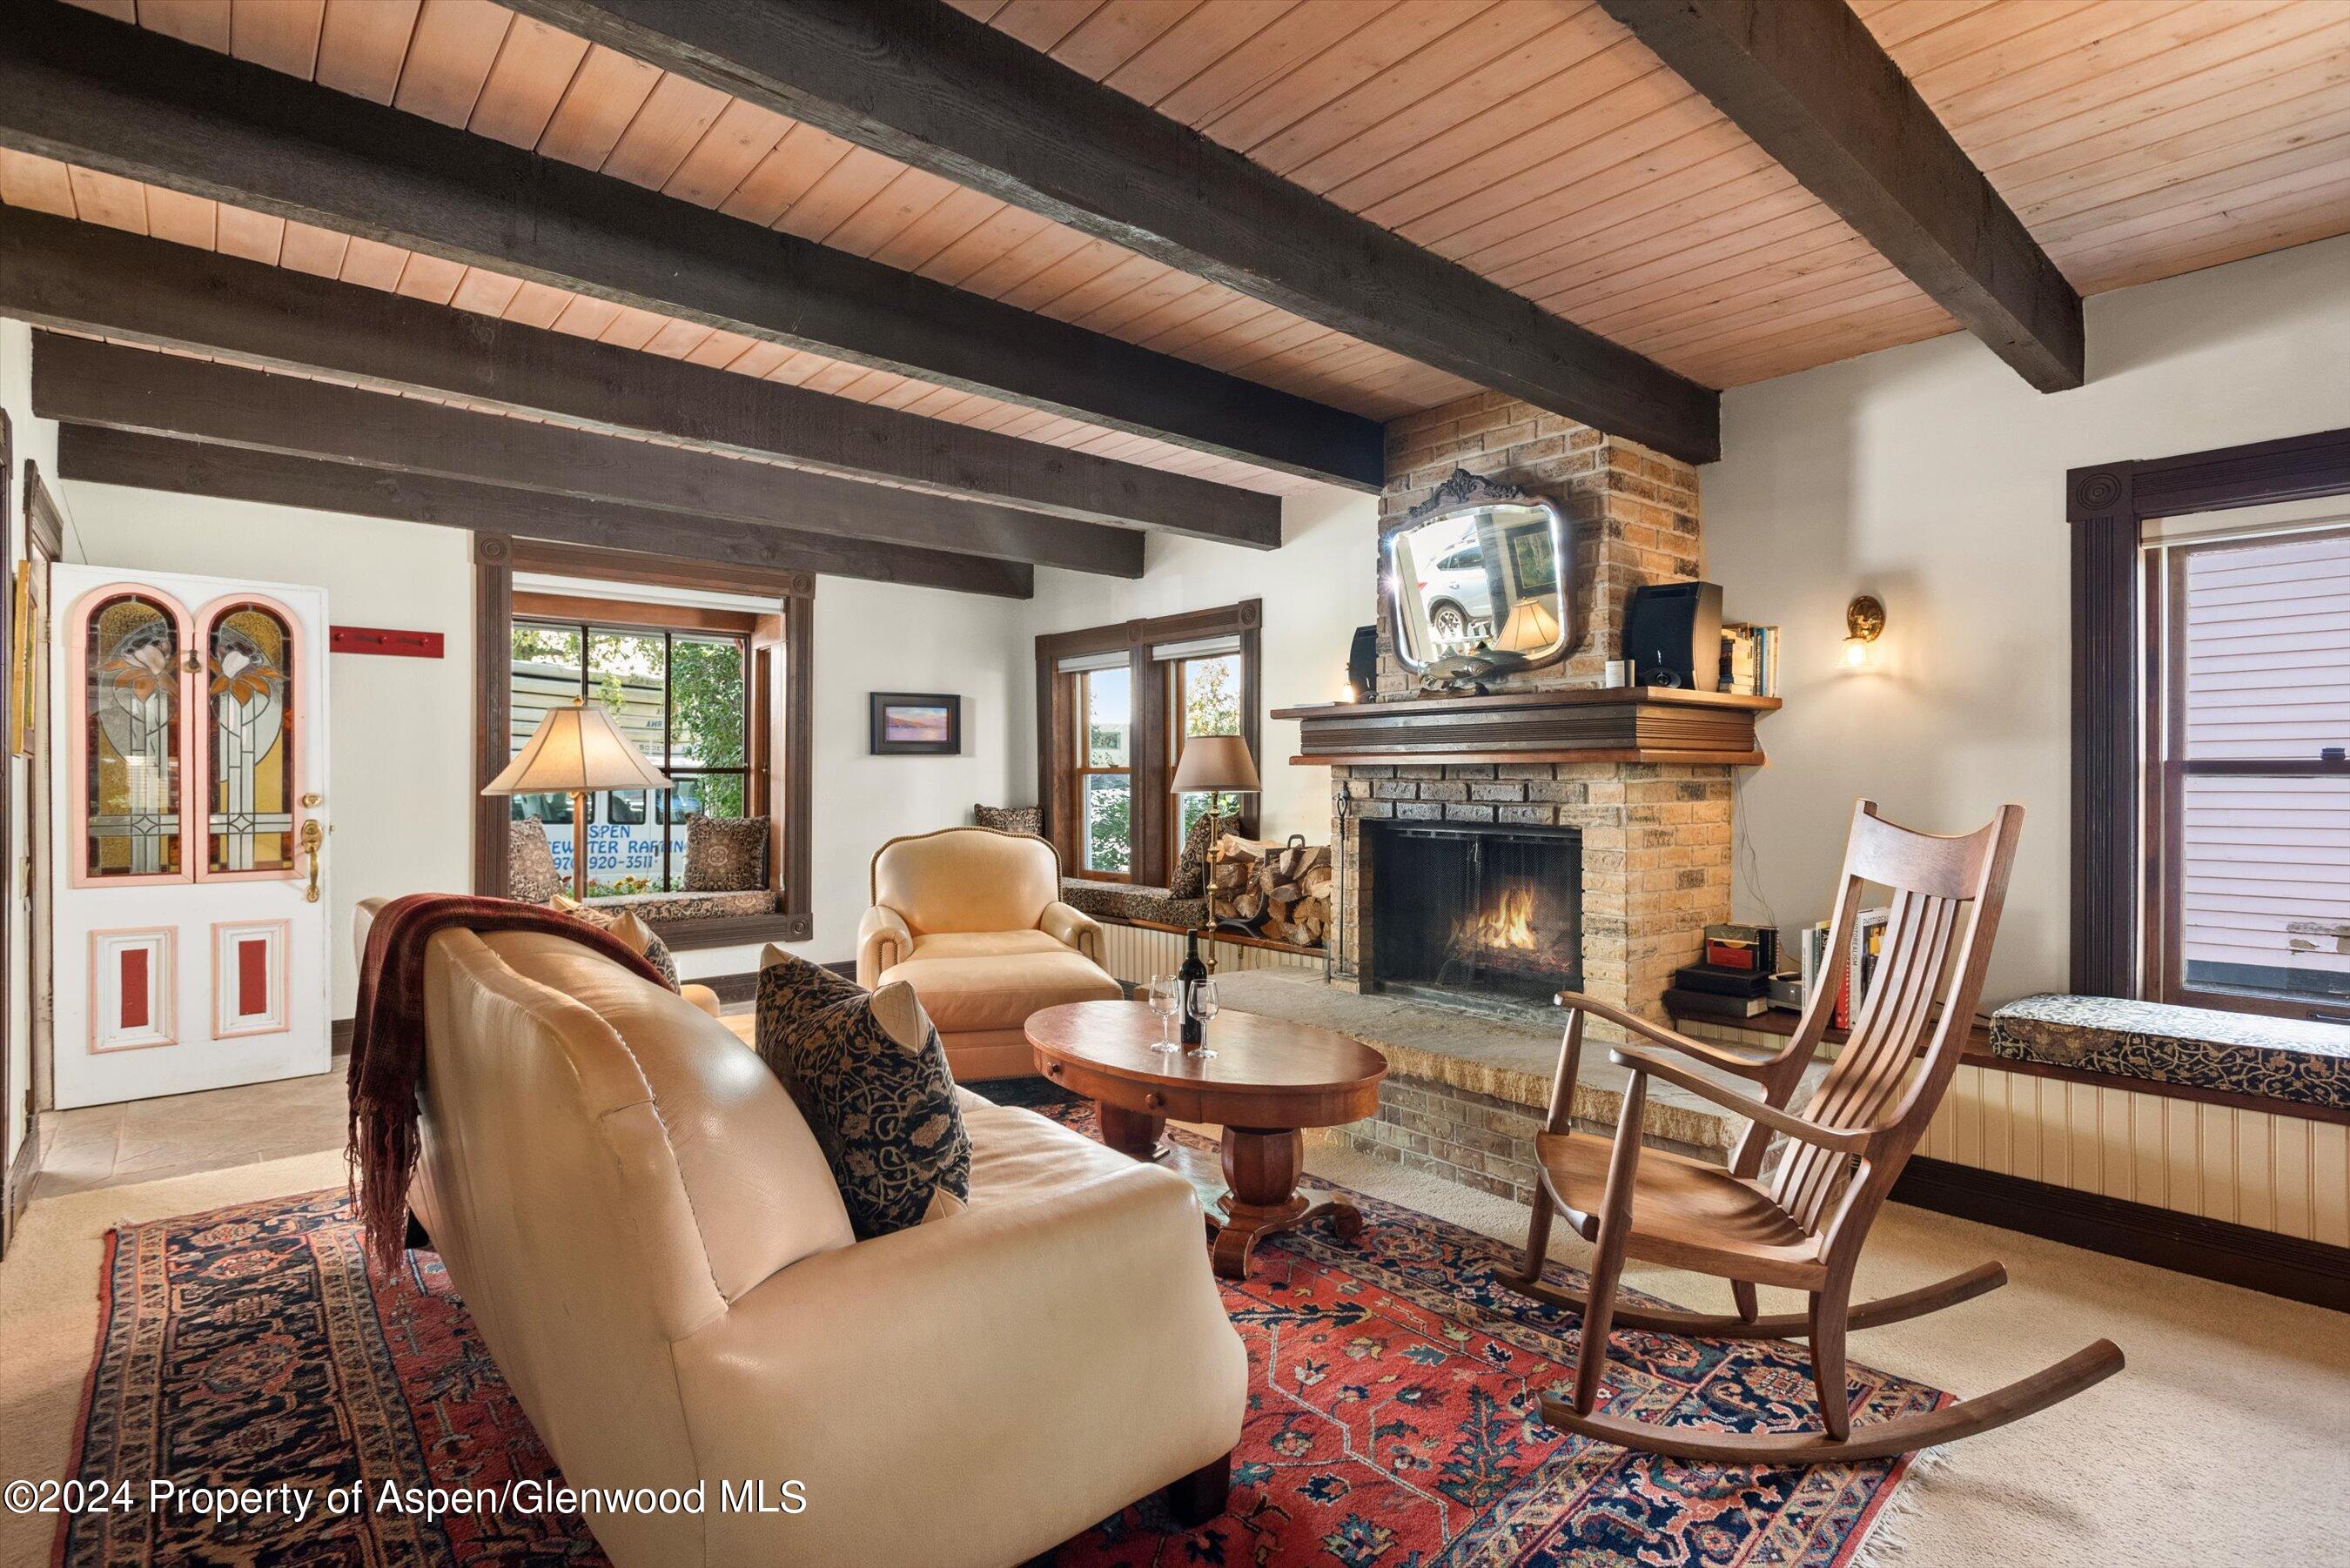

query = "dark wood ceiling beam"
[[0, 209, 1273, 545], [0, 0, 1380, 492], [57, 426, 1034, 600], [506, 0, 1722, 464], [32, 335, 1141, 577], [1593, 0, 2084, 392]]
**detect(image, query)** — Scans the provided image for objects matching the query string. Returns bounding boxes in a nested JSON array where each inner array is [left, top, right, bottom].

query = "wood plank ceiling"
[[4, 0, 2347, 494]]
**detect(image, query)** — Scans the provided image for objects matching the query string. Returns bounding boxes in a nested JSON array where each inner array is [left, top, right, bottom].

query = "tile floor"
[[30, 1067, 350, 1202]]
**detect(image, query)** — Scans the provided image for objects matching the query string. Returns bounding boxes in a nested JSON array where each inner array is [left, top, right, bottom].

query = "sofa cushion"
[[1058, 877, 1208, 930], [594, 888, 776, 922], [684, 815, 769, 893], [755, 948, 971, 1237], [905, 930, 1066, 961], [880, 943, 1122, 1035]]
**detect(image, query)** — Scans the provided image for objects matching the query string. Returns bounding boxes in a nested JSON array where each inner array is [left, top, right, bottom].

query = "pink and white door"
[[50, 566, 329, 1108]]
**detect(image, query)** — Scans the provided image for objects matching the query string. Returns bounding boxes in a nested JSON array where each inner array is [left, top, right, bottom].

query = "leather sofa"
[[352, 906, 1246, 1567], [858, 827, 1123, 1081]]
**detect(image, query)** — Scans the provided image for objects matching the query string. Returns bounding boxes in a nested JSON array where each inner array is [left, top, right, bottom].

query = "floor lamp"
[[1172, 735, 1262, 943], [483, 697, 673, 901]]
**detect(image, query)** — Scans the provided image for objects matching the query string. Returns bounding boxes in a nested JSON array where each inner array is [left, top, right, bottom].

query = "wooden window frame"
[[510, 593, 764, 895], [474, 538, 813, 949], [2141, 527, 2350, 1024], [1068, 665, 1136, 883], [1036, 600, 1261, 891], [2067, 426, 2350, 1002], [1166, 649, 1252, 883]]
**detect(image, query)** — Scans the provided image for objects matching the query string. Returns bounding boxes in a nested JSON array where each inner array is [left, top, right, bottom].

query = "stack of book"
[[1718, 623, 1780, 697], [1663, 960, 1772, 1020]]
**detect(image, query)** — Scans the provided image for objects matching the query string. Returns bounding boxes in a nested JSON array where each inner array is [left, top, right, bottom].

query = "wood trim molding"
[[1890, 1156, 2350, 1315], [3, 1115, 37, 1254], [472, 535, 514, 901], [473, 538, 816, 944], [1036, 599, 1264, 873], [2065, 425, 2350, 997], [0, 0, 1380, 490]]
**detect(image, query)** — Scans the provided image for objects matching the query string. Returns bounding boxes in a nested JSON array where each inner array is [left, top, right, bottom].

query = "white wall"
[[1706, 232, 2350, 1006], [1023, 484, 1379, 844], [2, 321, 66, 1179], [58, 483, 1033, 992]]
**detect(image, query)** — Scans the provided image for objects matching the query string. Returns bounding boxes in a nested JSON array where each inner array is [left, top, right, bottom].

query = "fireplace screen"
[[1366, 822, 1581, 1008]]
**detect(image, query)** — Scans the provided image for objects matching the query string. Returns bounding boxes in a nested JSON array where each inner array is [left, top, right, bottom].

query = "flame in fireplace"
[[1461, 881, 1541, 952]]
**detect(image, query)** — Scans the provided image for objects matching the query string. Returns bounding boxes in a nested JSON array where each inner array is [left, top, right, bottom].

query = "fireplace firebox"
[[1362, 821, 1581, 1012]]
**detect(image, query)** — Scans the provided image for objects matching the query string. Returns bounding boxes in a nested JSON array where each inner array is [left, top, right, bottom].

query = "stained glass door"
[[51, 567, 330, 1108]]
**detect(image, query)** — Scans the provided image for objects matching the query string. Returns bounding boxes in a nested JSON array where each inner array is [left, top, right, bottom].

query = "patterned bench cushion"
[[591, 889, 778, 923], [1990, 994, 2348, 1111], [1057, 877, 1208, 930]]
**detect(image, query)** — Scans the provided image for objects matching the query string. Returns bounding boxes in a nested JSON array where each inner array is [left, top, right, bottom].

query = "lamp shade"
[[1170, 734, 1261, 795], [1494, 595, 1563, 653], [482, 699, 673, 796]]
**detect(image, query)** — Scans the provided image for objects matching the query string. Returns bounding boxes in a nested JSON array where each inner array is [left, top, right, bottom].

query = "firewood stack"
[[1209, 834, 1333, 950]]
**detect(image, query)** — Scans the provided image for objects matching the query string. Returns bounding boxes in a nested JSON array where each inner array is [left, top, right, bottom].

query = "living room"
[[0, 1, 2345, 1564]]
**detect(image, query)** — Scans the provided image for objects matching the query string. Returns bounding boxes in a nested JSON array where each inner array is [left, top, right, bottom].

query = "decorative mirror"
[[1385, 469, 1570, 675]]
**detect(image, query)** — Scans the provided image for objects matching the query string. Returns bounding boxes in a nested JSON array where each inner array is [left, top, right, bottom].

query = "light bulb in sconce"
[[1842, 594, 1886, 671]]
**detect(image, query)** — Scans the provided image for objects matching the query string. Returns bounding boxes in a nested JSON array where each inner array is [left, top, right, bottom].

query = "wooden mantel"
[[1272, 687, 1780, 767]]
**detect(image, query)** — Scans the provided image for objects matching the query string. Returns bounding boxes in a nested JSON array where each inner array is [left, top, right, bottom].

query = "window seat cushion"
[[1057, 877, 1207, 931], [1989, 994, 2347, 1111], [593, 889, 777, 923]]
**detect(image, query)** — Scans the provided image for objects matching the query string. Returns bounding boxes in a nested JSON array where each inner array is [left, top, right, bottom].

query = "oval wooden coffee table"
[[1026, 1000, 1388, 1279]]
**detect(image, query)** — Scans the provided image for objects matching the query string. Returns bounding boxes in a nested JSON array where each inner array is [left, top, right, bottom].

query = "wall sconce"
[[1841, 594, 1885, 670]]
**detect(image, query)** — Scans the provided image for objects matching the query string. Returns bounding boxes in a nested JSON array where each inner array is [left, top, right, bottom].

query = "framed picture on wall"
[[870, 692, 962, 756]]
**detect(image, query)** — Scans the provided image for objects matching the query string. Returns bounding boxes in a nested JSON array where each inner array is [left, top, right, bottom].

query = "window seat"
[[1989, 995, 2347, 1113], [1058, 877, 1207, 931], [591, 889, 777, 923]]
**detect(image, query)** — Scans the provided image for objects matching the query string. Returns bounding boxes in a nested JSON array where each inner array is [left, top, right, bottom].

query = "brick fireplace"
[[1274, 390, 1763, 1034]]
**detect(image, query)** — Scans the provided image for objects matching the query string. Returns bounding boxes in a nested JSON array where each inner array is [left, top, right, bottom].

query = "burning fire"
[[1460, 881, 1541, 952]]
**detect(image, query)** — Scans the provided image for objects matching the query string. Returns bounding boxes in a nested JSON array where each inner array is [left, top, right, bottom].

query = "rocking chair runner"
[[1513, 801, 2123, 1463]]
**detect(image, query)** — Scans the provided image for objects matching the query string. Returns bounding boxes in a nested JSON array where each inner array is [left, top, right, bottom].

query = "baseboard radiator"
[[1094, 922, 1325, 987]]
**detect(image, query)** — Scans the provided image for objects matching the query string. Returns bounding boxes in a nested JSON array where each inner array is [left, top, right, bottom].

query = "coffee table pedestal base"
[[1207, 1127, 1362, 1280], [1096, 1102, 1172, 1162]]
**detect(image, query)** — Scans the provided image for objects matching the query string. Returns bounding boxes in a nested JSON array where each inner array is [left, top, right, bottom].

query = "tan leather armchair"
[[352, 915, 1246, 1567], [860, 827, 1122, 1080]]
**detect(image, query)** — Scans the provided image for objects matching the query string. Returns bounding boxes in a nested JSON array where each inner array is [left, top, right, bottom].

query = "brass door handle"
[[300, 818, 326, 903]]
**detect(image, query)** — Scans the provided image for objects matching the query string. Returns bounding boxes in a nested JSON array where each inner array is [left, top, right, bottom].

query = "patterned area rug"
[[57, 1089, 1937, 1565]]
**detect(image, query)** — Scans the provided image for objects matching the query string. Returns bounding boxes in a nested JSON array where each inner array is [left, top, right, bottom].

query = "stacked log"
[[1210, 834, 1333, 950]]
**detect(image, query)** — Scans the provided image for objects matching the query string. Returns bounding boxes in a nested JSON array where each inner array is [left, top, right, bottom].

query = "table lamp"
[[483, 697, 672, 901]]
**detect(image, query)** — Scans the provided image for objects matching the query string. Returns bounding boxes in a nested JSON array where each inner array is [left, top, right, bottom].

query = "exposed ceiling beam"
[[0, 208, 1275, 546], [507, 0, 1723, 465], [57, 426, 1034, 599], [0, 0, 1381, 491], [1592, 0, 2084, 392], [32, 335, 1142, 577]]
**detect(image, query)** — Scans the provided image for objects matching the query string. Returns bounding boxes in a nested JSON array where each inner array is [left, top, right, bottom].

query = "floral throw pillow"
[[753, 948, 970, 1238], [508, 821, 564, 904], [1169, 809, 1224, 900], [550, 895, 681, 991], [683, 815, 769, 893], [972, 803, 1044, 836]]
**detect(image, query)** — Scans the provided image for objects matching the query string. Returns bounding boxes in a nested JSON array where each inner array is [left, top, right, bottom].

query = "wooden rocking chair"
[[1513, 801, 2123, 1462]]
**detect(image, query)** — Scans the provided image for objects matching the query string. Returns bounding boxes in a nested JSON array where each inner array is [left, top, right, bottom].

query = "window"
[[1038, 602, 1259, 891], [2144, 520, 2350, 1019], [510, 612, 755, 896]]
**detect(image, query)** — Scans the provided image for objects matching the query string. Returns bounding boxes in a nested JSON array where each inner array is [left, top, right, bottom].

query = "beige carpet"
[[3, 1139, 2345, 1567]]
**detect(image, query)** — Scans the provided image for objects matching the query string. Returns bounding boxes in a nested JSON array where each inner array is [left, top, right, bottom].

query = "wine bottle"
[[1178, 928, 1209, 1046]]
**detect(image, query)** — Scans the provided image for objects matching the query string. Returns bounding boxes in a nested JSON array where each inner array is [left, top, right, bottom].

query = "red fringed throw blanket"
[[347, 893, 668, 1272]]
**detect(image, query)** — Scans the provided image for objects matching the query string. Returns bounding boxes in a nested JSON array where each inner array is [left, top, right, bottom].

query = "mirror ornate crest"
[[1385, 468, 1570, 681]]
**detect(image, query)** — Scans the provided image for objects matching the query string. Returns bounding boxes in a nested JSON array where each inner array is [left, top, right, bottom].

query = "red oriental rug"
[[57, 1098, 1937, 1566]]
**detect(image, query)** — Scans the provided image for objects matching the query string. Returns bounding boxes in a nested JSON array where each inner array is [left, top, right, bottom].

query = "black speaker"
[[1622, 581, 1722, 691], [1346, 624, 1378, 698]]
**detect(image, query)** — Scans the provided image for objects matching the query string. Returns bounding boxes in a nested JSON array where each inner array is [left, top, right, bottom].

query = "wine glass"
[[1145, 975, 1181, 1053], [1185, 980, 1219, 1060]]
